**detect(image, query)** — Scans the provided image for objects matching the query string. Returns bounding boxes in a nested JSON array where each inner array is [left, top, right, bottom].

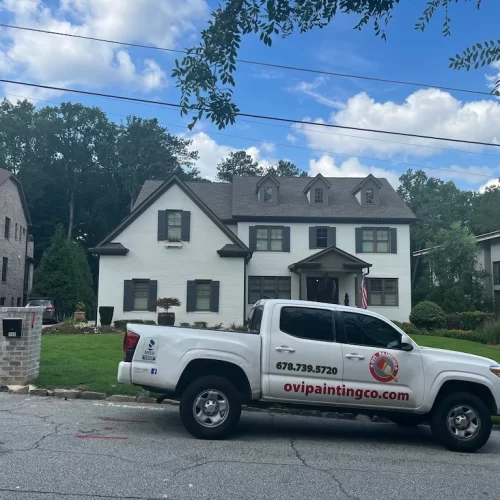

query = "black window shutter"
[[186, 281, 196, 312], [148, 280, 158, 312], [249, 226, 257, 251], [327, 227, 336, 247], [390, 228, 398, 254], [355, 228, 362, 253], [181, 211, 191, 241], [157, 210, 167, 241], [309, 227, 316, 249], [123, 280, 133, 312], [210, 281, 220, 312], [283, 227, 291, 252]]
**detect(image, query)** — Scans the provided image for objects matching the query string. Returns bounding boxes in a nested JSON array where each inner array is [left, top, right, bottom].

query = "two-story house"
[[90, 173, 417, 325], [0, 168, 34, 307]]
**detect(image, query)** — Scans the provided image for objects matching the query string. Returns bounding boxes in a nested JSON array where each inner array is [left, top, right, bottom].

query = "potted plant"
[[154, 297, 181, 326], [99, 306, 114, 326], [73, 302, 86, 322]]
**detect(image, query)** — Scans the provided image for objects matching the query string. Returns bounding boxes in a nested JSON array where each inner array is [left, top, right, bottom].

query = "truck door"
[[338, 311, 424, 409], [265, 304, 344, 404]]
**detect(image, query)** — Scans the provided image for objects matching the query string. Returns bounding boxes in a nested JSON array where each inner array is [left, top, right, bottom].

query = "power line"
[[0, 23, 495, 98], [4, 91, 499, 181], [2, 79, 500, 149]]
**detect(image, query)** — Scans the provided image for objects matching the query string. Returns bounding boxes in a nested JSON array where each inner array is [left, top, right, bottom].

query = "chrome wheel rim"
[[446, 405, 480, 441], [193, 389, 229, 428]]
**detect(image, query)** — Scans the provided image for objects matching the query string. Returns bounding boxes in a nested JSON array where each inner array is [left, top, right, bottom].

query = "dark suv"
[[26, 298, 59, 324]]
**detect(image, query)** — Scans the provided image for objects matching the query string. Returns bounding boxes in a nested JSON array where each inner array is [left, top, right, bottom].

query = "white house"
[[90, 173, 417, 325]]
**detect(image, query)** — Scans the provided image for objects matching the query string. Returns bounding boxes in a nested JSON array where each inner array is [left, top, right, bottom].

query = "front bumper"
[[117, 361, 132, 384]]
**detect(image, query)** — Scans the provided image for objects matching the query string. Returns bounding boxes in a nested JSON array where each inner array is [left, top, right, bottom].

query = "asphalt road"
[[1, 394, 500, 500]]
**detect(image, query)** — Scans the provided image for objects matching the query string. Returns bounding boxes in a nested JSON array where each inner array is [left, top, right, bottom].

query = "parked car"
[[26, 297, 59, 324], [116, 299, 500, 452]]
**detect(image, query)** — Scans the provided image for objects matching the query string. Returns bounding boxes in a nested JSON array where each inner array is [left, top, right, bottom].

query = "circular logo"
[[369, 351, 399, 383]]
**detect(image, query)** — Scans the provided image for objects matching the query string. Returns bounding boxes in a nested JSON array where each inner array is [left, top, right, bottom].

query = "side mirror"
[[401, 342, 414, 352]]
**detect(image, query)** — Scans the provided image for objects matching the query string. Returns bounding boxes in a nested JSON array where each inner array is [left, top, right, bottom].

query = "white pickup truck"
[[117, 299, 500, 452]]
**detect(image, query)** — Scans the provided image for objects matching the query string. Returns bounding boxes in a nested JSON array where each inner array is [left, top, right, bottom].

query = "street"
[[1, 394, 500, 500]]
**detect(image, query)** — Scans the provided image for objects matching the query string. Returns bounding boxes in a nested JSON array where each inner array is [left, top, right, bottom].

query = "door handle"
[[275, 346, 296, 353], [345, 353, 365, 360]]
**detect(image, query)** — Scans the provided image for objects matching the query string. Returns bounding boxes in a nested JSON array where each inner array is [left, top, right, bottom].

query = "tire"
[[179, 376, 242, 440], [430, 392, 492, 452], [391, 415, 423, 428]]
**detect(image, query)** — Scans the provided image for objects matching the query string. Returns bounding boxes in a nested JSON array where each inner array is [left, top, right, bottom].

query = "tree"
[[117, 116, 200, 211], [423, 223, 487, 312], [266, 160, 308, 177], [471, 185, 500, 235], [31, 225, 95, 315], [172, 0, 495, 129], [216, 150, 264, 182]]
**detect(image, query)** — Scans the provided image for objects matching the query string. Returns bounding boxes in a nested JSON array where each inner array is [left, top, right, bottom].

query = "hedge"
[[454, 311, 495, 331], [113, 319, 157, 331]]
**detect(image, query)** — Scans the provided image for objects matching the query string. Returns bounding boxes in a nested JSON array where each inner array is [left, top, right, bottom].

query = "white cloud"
[[295, 88, 500, 157], [479, 178, 500, 193], [428, 165, 500, 185], [286, 133, 298, 144], [288, 77, 347, 109], [260, 141, 276, 154], [0, 0, 208, 98], [308, 154, 401, 188]]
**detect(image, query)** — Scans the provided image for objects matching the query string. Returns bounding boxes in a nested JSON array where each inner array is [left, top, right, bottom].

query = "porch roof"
[[288, 245, 372, 273]]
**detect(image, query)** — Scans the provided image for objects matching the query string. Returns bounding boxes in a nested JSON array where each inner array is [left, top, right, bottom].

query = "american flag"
[[361, 275, 368, 309]]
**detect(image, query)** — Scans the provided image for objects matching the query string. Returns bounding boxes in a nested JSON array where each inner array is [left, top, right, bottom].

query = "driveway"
[[1, 393, 500, 500]]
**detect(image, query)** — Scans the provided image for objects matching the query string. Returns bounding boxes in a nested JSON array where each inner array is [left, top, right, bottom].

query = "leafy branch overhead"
[[172, 0, 498, 129]]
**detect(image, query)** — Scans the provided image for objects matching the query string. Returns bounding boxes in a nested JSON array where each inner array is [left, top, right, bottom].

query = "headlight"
[[490, 366, 500, 377]]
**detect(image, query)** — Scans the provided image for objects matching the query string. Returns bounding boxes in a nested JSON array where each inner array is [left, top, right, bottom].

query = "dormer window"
[[264, 187, 274, 203], [256, 174, 280, 206], [365, 189, 374, 204], [314, 188, 324, 203], [303, 174, 331, 205]]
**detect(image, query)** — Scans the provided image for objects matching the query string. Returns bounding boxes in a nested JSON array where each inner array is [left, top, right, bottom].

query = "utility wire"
[[0, 23, 495, 98], [4, 91, 499, 181], [2, 79, 500, 149]]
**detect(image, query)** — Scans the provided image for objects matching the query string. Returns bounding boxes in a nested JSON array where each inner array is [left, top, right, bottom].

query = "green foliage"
[[179, 322, 191, 328], [193, 321, 208, 329], [31, 225, 95, 314], [445, 313, 462, 330], [216, 151, 264, 182], [266, 160, 308, 177], [229, 323, 249, 332], [99, 306, 114, 327], [172, 0, 491, 129], [458, 311, 495, 331], [409, 301, 446, 330], [480, 321, 500, 345], [153, 297, 181, 312], [113, 319, 157, 331]]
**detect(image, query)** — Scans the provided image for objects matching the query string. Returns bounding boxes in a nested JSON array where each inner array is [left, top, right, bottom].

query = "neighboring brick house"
[[90, 173, 416, 325], [0, 168, 34, 307]]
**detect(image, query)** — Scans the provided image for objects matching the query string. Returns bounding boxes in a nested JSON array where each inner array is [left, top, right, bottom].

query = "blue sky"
[[0, 0, 499, 191]]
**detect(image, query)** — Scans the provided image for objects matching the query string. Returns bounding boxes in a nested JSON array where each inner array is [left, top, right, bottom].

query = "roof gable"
[[256, 174, 280, 192], [303, 173, 331, 194], [351, 174, 383, 194]]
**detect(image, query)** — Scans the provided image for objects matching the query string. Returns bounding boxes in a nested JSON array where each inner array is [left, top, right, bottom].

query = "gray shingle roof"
[[133, 175, 416, 223]]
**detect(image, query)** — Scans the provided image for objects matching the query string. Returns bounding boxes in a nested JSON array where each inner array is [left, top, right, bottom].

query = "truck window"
[[249, 306, 263, 333], [279, 307, 334, 342], [342, 312, 401, 349]]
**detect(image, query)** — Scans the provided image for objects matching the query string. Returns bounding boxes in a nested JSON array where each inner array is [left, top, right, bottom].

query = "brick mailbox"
[[0, 307, 43, 386]]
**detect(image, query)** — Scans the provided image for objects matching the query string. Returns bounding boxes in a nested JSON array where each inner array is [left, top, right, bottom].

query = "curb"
[[3, 385, 500, 429]]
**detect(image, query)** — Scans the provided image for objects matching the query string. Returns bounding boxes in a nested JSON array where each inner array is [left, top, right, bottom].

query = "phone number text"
[[276, 362, 338, 375]]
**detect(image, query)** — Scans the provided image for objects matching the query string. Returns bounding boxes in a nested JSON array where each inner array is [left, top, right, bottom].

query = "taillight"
[[123, 330, 140, 362], [46, 306, 55, 311]]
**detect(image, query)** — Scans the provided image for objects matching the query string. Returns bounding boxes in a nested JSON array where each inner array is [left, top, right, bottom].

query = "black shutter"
[[210, 281, 220, 312], [309, 227, 316, 249], [390, 228, 398, 254], [249, 226, 256, 251], [283, 227, 291, 252], [148, 280, 158, 312], [157, 210, 167, 241], [327, 227, 336, 247], [186, 281, 196, 312], [123, 280, 133, 312], [181, 211, 191, 242], [355, 228, 362, 253]]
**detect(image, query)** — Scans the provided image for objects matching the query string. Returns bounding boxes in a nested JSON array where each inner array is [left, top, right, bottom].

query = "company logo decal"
[[369, 351, 399, 383]]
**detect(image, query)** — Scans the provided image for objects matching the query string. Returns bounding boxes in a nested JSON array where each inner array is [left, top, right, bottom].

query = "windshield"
[[27, 300, 52, 306]]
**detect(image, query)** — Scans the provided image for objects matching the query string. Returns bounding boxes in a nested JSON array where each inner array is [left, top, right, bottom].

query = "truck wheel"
[[430, 392, 492, 452], [179, 376, 242, 440], [391, 415, 423, 428]]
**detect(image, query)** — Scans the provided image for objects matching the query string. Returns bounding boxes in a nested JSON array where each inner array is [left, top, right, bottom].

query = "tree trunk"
[[68, 191, 74, 240]]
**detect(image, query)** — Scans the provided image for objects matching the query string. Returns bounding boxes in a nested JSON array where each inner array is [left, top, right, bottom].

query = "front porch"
[[288, 245, 372, 307]]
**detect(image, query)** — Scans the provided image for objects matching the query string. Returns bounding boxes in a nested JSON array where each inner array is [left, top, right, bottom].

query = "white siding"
[[491, 241, 500, 294], [97, 184, 245, 327], [237, 222, 411, 322]]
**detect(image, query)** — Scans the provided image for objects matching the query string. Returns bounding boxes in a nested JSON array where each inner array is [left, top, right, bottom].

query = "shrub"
[[43, 323, 121, 335], [193, 321, 208, 329], [153, 297, 181, 312], [229, 323, 248, 332], [409, 301, 446, 330], [99, 306, 114, 326], [458, 311, 495, 331], [480, 321, 500, 345], [413, 328, 488, 343], [179, 322, 190, 328], [113, 319, 157, 331], [445, 313, 461, 330]]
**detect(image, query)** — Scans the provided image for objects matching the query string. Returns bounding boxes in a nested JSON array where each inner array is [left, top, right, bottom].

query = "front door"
[[307, 277, 339, 304], [338, 310, 424, 410], [266, 303, 344, 404]]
